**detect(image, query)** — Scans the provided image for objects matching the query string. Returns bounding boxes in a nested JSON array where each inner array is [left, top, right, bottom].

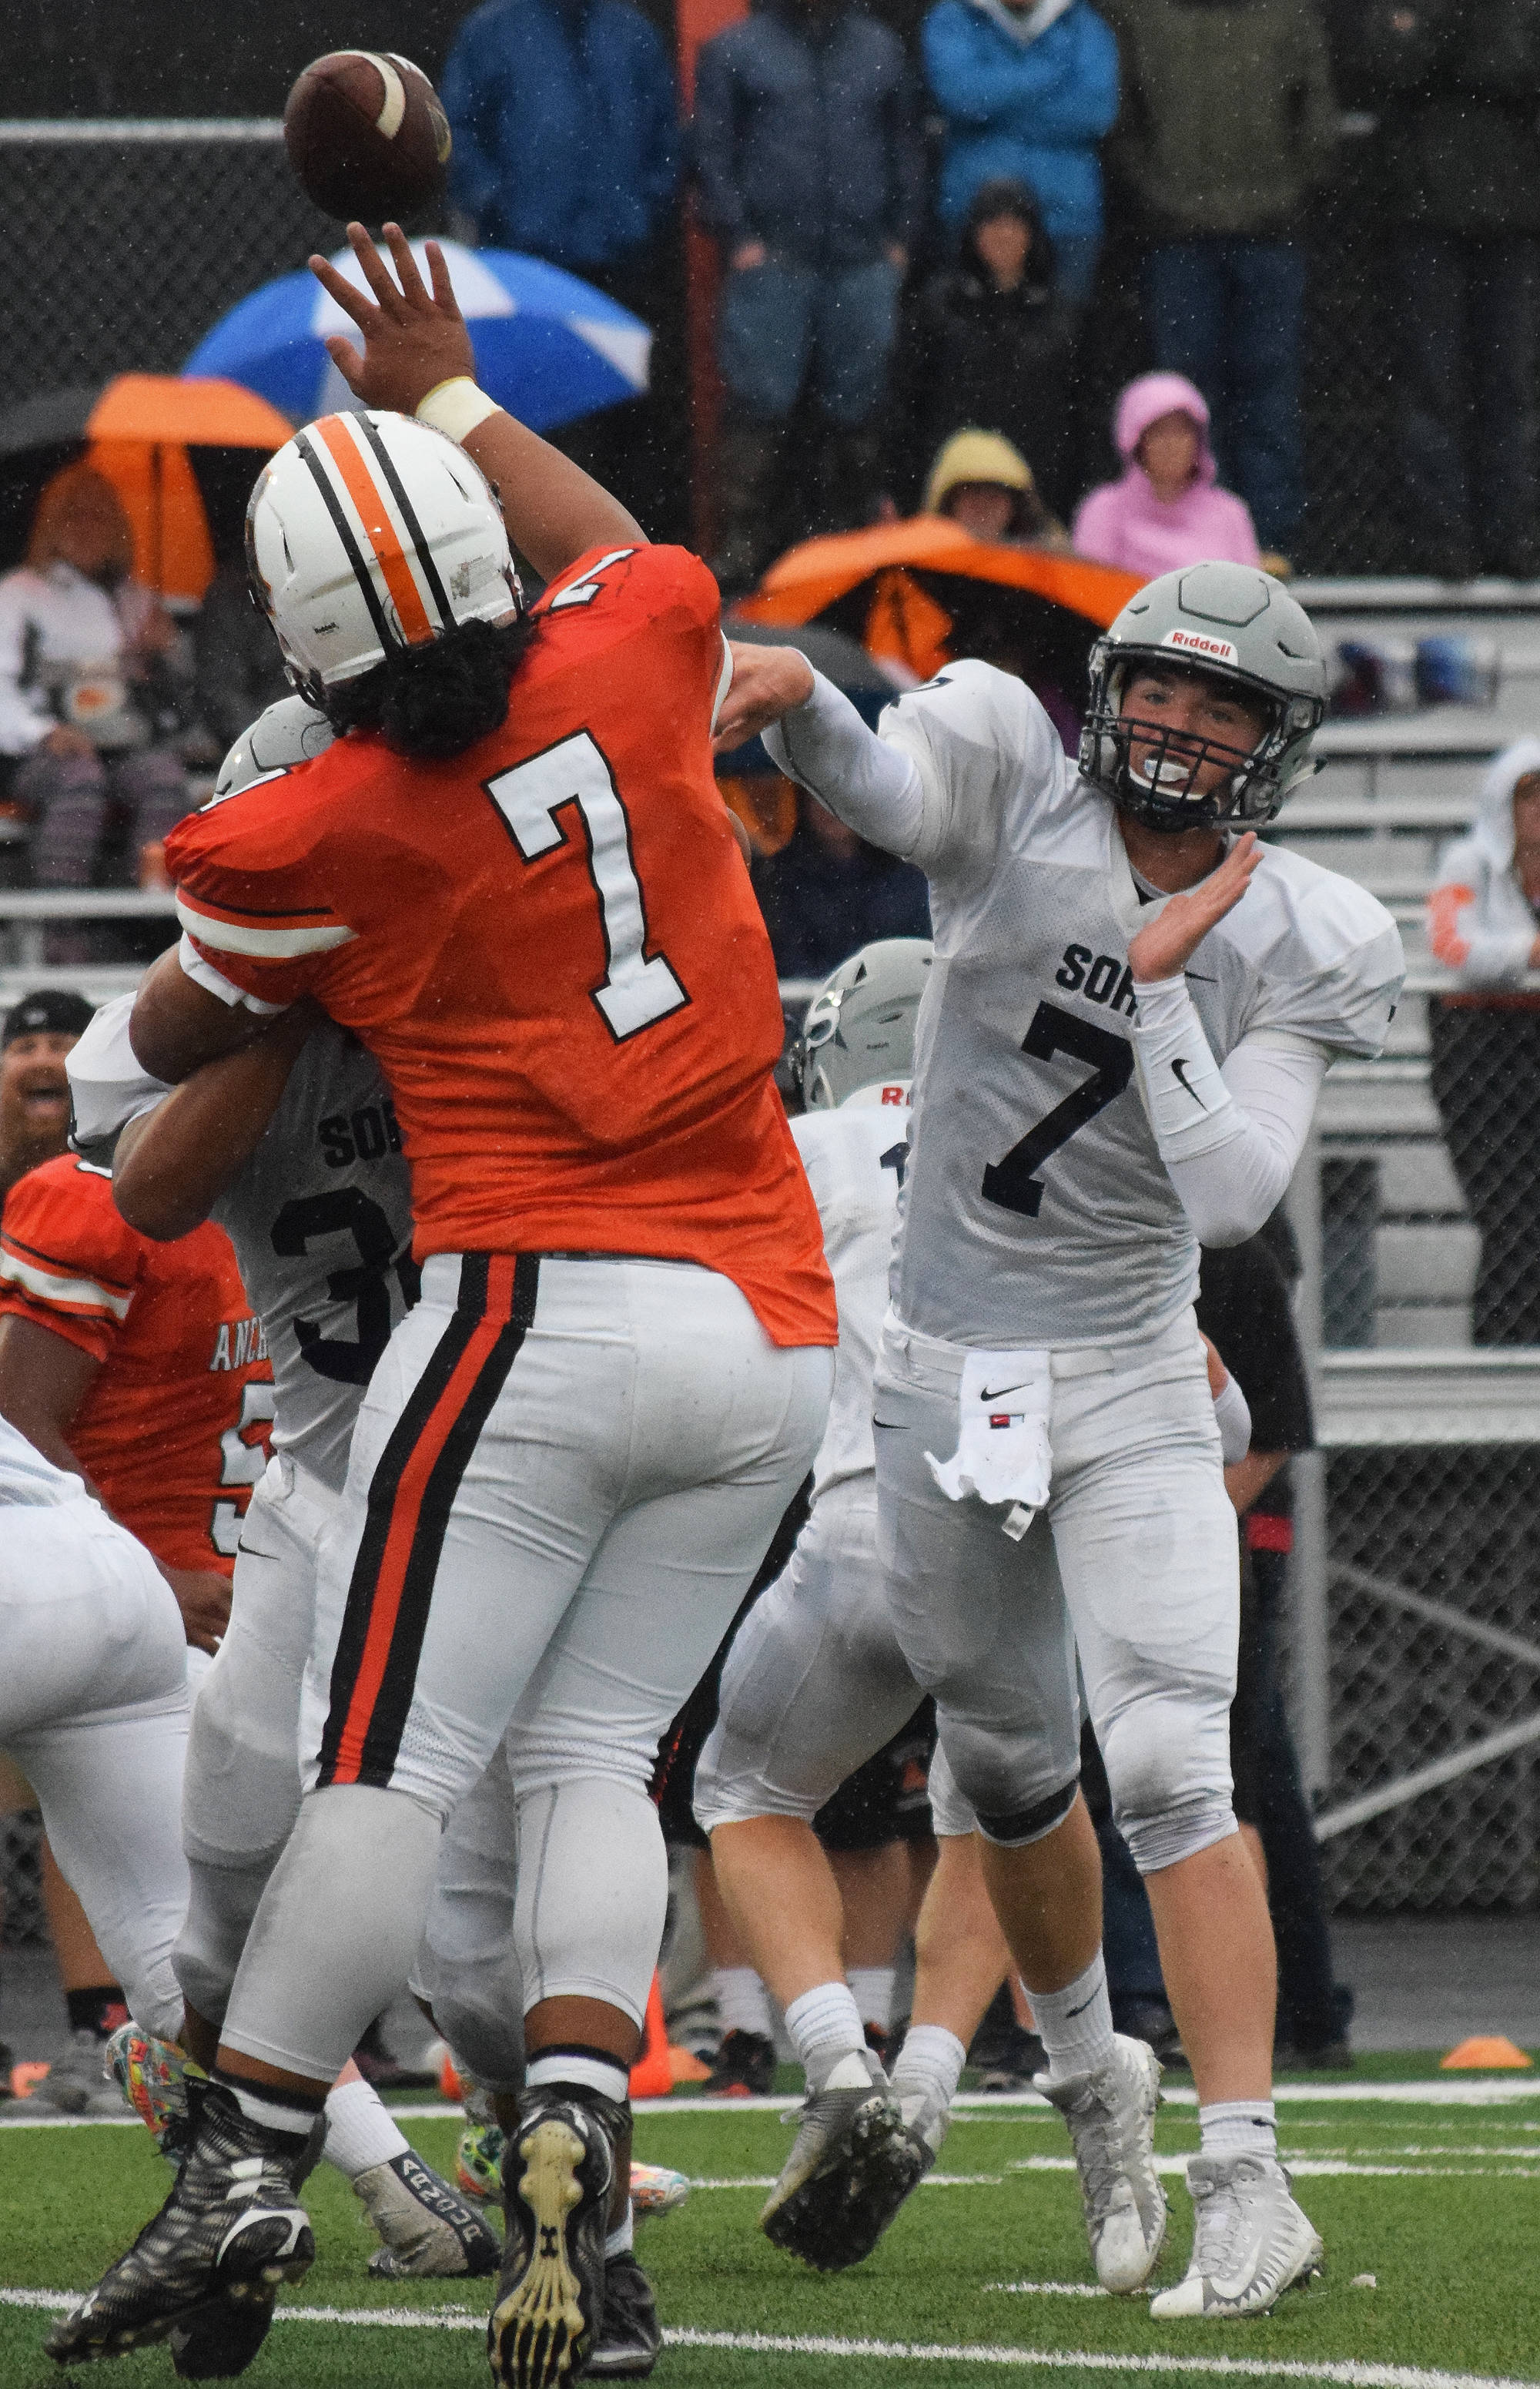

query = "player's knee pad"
[[1100, 1691, 1236, 1875], [512, 1777, 667, 2030], [416, 1944, 526, 2095], [182, 1640, 302, 1869], [172, 1851, 282, 2029], [937, 1717, 1078, 1848]]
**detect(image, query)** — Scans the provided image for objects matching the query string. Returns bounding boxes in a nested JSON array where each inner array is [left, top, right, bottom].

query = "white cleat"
[[1039, 2035, 1167, 2293], [1150, 2152, 1324, 2319]]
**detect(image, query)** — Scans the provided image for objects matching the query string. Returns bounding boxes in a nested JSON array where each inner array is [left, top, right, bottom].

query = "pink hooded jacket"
[[1071, 373, 1260, 578]]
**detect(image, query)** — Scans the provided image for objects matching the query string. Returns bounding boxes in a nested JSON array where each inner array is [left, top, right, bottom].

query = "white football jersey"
[[792, 1097, 911, 1496], [879, 662, 1404, 1348], [69, 999, 415, 1494], [0, 1409, 82, 1507]]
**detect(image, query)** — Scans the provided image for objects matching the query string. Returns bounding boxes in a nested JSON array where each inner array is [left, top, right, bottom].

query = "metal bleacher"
[[1277, 578, 1540, 1355]]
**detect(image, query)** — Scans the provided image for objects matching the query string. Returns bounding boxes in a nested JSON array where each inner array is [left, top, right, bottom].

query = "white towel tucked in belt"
[[925, 1349, 1053, 1520]]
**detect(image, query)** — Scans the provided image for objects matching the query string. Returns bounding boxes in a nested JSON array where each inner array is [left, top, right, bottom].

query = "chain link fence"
[[0, 125, 339, 411]]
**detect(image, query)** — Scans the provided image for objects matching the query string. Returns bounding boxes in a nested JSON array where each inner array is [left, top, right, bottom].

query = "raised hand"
[[1127, 832, 1264, 983], [712, 642, 815, 754], [308, 221, 477, 417]]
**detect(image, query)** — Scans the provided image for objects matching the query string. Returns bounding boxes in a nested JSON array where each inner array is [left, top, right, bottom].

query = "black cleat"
[[703, 2028, 776, 2099], [487, 2087, 618, 2389], [585, 2249, 661, 2380], [44, 2079, 314, 2373]]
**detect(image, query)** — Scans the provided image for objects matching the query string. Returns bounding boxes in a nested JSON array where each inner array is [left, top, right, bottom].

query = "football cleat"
[[29, 2027, 124, 2116], [628, 2160, 689, 2220], [109, 2026, 195, 2168], [584, 2249, 661, 2380], [487, 2087, 618, 2389], [1039, 2036, 1167, 2294], [703, 2027, 776, 2099], [458, 2116, 507, 2204], [460, 2121, 688, 2223], [357, 2148, 500, 2278], [758, 2046, 912, 2271], [1150, 2152, 1323, 2318], [44, 2079, 314, 2371]]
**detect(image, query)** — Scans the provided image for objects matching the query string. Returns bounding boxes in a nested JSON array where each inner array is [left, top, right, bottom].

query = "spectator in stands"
[[921, 0, 1118, 310], [924, 427, 1070, 548], [442, 0, 679, 276], [896, 179, 1075, 512], [754, 791, 930, 980], [0, 989, 93, 1209], [694, 0, 923, 588], [0, 465, 192, 916], [1072, 370, 1259, 575], [1426, 738, 1540, 1345], [1100, 0, 1337, 564], [442, 0, 682, 530], [1349, 1, 1540, 578]]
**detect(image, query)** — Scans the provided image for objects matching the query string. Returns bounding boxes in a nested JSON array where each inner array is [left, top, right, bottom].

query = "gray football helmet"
[[798, 937, 932, 1110], [1080, 562, 1327, 833]]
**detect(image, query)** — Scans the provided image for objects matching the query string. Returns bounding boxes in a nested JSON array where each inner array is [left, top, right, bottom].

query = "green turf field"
[[3, 2068, 1538, 2389]]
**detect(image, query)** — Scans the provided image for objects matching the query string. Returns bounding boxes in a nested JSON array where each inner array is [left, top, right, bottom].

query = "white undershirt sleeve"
[[762, 670, 928, 861], [1130, 974, 1327, 1245]]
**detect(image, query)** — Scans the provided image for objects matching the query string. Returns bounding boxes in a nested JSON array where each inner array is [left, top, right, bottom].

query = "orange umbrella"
[[0, 376, 294, 604], [736, 518, 1143, 685]]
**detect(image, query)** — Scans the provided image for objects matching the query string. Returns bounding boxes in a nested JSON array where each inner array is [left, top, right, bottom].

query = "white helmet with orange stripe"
[[246, 408, 523, 709]]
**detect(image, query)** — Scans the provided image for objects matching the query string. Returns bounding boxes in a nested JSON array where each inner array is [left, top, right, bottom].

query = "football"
[[283, 51, 452, 224]]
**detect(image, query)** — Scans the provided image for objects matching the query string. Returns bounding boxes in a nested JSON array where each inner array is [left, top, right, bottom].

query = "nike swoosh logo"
[[1170, 1058, 1206, 1106], [979, 1381, 1033, 1402], [1210, 2221, 1274, 2304], [1184, 971, 1217, 984], [1064, 1994, 1097, 2018], [872, 1419, 906, 1431]]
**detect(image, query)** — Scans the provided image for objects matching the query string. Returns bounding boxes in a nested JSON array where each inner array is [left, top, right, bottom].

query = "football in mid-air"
[[284, 52, 452, 223]]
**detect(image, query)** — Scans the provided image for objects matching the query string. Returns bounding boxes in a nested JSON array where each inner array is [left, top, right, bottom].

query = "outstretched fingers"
[[309, 250, 380, 334], [424, 239, 464, 321], [346, 220, 411, 315], [380, 221, 434, 310]]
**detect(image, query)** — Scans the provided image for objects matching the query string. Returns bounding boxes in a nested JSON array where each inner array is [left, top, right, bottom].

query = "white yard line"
[[1008, 2157, 1540, 2183], [3, 2291, 1538, 2389]]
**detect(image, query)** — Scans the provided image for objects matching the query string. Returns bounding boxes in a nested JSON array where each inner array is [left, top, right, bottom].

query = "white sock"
[[847, 1965, 896, 2034], [714, 1967, 773, 2041], [1200, 2098, 1277, 2160], [890, 2023, 966, 2109], [1024, 1949, 1116, 2084], [605, 2204, 634, 2258], [321, 2075, 410, 2180], [783, 1980, 866, 2087], [526, 2049, 631, 2106]]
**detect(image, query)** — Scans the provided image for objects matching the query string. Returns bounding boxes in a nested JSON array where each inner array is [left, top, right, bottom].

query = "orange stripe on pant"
[[314, 414, 436, 645], [329, 1254, 519, 1785]]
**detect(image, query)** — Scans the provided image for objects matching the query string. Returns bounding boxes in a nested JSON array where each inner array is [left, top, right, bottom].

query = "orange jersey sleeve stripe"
[[313, 413, 437, 646], [318, 1253, 541, 1789]]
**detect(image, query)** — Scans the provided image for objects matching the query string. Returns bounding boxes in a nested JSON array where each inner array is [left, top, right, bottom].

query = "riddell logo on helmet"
[[1161, 628, 1240, 666]]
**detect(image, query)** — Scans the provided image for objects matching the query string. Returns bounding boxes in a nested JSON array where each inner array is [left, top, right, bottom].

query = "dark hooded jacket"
[[693, 0, 924, 270], [1344, 0, 1540, 237], [894, 179, 1075, 511]]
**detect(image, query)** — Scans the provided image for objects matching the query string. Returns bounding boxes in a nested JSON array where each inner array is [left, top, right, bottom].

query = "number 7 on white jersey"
[[484, 732, 689, 1041]]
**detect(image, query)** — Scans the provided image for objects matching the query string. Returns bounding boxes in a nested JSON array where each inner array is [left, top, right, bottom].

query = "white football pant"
[[0, 1496, 189, 2040], [875, 1308, 1239, 1871], [219, 1254, 830, 2081]]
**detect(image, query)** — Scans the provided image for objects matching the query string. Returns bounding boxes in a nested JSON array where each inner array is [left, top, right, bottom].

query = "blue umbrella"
[[185, 239, 651, 433]]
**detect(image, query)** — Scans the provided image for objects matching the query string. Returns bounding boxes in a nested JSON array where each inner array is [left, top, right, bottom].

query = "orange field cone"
[[628, 1972, 673, 2097], [1441, 2035, 1532, 2070], [668, 2043, 711, 2086]]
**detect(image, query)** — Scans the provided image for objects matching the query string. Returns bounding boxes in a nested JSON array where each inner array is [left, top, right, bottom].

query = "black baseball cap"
[[2, 989, 95, 1048]]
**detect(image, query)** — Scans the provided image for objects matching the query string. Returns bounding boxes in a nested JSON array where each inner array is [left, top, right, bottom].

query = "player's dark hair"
[[323, 615, 537, 759]]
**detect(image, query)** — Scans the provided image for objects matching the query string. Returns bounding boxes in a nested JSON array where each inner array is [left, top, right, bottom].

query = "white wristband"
[[414, 377, 500, 444]]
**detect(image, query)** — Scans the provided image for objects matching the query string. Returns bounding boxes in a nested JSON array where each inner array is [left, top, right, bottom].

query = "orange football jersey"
[[169, 543, 835, 1350], [0, 1156, 274, 1573]]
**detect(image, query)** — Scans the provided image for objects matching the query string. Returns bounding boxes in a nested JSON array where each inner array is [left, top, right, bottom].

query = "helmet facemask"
[[1080, 648, 1324, 834]]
